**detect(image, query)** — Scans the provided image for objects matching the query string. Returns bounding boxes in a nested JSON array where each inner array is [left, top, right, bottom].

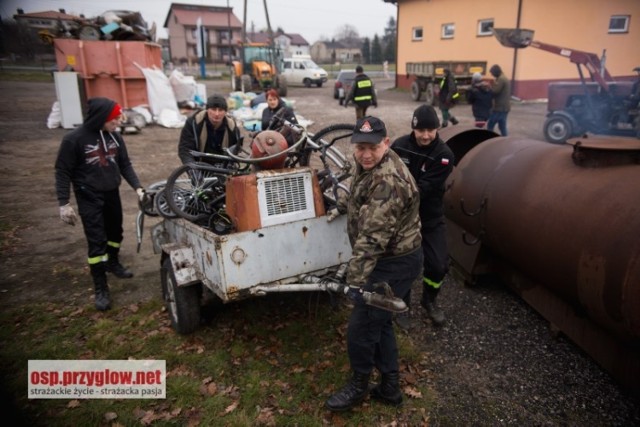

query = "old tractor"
[[230, 42, 287, 96], [493, 28, 639, 143]]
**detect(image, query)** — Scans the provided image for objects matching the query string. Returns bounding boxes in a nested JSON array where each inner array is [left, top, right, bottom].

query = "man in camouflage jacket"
[[325, 116, 423, 411]]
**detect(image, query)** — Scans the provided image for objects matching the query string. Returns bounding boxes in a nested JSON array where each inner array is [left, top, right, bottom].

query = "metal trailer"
[[406, 61, 487, 105], [150, 167, 354, 334]]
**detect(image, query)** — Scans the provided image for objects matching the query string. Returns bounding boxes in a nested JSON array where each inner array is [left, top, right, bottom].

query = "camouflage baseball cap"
[[351, 116, 387, 144]]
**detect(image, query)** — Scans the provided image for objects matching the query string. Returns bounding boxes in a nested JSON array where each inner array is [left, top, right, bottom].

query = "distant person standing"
[[438, 69, 459, 127], [486, 64, 511, 136], [344, 65, 377, 119], [466, 72, 493, 128]]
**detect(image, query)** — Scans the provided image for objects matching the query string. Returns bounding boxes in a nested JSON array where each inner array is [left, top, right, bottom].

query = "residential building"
[[12, 8, 82, 40], [385, 0, 639, 100], [310, 41, 362, 64], [164, 3, 242, 64]]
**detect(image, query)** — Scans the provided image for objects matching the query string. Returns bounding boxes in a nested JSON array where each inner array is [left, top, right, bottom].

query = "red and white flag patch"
[[441, 158, 450, 165]]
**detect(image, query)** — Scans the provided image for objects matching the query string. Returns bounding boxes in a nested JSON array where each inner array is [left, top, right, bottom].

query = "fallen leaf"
[[222, 400, 239, 415], [66, 400, 80, 408], [403, 385, 423, 399], [103, 411, 118, 421]]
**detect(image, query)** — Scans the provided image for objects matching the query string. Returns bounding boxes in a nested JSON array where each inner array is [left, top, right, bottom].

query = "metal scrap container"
[[53, 39, 162, 108]]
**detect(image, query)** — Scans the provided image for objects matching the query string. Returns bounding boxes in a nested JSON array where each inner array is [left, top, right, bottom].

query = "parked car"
[[334, 69, 356, 103]]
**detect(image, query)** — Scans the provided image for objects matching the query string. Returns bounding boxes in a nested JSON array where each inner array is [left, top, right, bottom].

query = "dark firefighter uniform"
[[55, 97, 142, 311], [391, 106, 454, 324], [345, 66, 378, 119]]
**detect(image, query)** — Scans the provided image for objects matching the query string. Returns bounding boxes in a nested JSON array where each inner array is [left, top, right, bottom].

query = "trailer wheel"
[[543, 114, 572, 144], [411, 81, 423, 102], [161, 258, 201, 334]]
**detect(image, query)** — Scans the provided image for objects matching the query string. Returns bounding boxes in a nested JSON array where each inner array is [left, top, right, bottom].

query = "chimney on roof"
[[17, 8, 24, 15], [59, 9, 66, 14]]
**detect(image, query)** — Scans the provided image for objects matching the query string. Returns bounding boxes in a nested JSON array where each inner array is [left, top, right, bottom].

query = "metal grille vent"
[[263, 175, 308, 216], [257, 169, 316, 227]]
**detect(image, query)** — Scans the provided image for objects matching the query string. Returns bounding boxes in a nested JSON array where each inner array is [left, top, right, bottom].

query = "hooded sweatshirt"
[[54, 97, 141, 206]]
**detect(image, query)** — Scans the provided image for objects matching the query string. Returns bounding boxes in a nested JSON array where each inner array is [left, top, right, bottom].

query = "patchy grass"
[[0, 293, 436, 426], [0, 70, 54, 82]]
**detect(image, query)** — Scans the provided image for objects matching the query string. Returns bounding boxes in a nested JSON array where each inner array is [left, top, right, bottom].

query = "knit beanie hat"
[[207, 94, 228, 110], [411, 104, 440, 130], [106, 103, 122, 122]]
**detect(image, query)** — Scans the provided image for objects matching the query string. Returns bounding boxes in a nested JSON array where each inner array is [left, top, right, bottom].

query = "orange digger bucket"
[[492, 28, 535, 48]]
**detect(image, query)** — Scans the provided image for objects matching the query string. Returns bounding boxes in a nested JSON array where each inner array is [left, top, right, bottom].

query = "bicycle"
[[162, 120, 354, 226]]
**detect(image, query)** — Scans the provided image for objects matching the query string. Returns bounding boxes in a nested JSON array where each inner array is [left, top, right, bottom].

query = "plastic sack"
[[169, 69, 197, 103], [47, 101, 62, 129]]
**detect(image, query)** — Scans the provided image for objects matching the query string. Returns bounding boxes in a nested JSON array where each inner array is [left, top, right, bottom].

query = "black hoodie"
[[54, 97, 141, 206]]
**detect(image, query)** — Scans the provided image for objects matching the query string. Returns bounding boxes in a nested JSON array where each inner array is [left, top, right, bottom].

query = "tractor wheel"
[[160, 257, 201, 335], [410, 81, 423, 102], [543, 114, 573, 144], [230, 68, 240, 91], [241, 74, 252, 93], [424, 82, 436, 106], [276, 75, 288, 97]]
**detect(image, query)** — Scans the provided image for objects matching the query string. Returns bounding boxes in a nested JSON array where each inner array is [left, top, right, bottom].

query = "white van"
[[280, 55, 328, 88]]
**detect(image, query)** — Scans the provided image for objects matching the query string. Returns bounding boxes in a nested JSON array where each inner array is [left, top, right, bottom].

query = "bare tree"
[[334, 24, 359, 46]]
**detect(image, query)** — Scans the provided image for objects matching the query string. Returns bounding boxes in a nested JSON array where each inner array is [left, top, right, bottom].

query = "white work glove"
[[326, 208, 341, 223], [136, 188, 145, 202], [59, 203, 78, 226]]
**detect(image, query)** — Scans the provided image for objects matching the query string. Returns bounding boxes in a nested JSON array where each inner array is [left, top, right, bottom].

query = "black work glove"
[[345, 285, 366, 306]]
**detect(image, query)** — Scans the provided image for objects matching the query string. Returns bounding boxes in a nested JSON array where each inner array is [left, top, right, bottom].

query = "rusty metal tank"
[[442, 130, 640, 391]]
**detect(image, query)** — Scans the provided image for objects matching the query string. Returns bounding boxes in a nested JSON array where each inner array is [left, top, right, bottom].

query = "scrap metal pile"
[[39, 10, 155, 44]]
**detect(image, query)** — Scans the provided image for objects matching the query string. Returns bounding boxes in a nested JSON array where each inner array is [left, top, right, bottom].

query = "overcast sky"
[[1, 0, 397, 43]]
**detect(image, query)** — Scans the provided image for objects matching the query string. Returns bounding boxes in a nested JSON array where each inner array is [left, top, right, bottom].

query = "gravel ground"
[[409, 276, 640, 426]]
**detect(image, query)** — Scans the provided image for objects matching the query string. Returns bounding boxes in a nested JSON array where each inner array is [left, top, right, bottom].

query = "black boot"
[[105, 247, 133, 278], [325, 372, 370, 412], [90, 263, 111, 311], [421, 285, 445, 326], [441, 121, 449, 128], [370, 372, 403, 406], [450, 116, 459, 125]]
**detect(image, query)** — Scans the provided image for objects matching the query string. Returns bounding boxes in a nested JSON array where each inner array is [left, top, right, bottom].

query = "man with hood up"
[[55, 97, 145, 311]]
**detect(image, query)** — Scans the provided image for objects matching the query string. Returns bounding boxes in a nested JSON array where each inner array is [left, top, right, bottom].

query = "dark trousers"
[[75, 187, 123, 262], [347, 248, 423, 375], [422, 218, 449, 285]]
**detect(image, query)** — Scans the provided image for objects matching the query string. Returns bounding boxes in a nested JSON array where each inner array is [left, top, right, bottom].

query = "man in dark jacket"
[[344, 65, 377, 119], [178, 94, 242, 164], [438, 69, 459, 127], [55, 97, 145, 311], [391, 105, 454, 328], [486, 64, 511, 136]]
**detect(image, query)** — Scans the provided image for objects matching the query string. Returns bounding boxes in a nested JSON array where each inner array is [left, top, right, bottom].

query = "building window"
[[412, 27, 423, 41], [441, 23, 455, 39], [608, 15, 629, 33], [478, 19, 494, 36]]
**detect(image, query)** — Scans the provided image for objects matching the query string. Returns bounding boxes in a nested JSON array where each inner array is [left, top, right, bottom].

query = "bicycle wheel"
[[155, 186, 177, 219], [309, 123, 354, 173], [165, 164, 226, 222], [309, 123, 354, 195]]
